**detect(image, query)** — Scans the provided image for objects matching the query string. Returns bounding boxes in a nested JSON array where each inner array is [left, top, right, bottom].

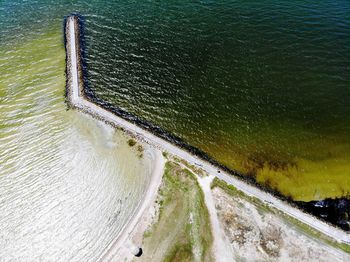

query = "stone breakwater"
[[63, 16, 350, 232], [64, 14, 350, 245], [65, 15, 165, 260]]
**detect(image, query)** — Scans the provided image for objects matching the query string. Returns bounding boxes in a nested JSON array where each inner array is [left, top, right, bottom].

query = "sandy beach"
[[97, 149, 164, 261]]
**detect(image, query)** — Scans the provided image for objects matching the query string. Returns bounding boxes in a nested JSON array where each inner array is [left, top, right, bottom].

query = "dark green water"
[[83, 1, 350, 201], [1, 0, 350, 201]]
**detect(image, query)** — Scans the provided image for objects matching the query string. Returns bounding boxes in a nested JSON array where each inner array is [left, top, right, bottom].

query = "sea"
[[0, 1, 349, 257]]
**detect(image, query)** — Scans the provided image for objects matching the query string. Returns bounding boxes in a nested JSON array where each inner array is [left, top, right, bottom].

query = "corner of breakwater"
[[63, 14, 350, 238]]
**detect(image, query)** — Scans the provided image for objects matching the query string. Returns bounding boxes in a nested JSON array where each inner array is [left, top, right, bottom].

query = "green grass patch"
[[162, 151, 168, 158], [140, 161, 214, 261], [127, 138, 137, 147], [164, 244, 193, 262]]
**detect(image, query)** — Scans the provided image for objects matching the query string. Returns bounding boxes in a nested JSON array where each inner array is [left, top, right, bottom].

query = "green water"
[[1, 1, 350, 201], [0, 3, 158, 260], [84, 1, 350, 201]]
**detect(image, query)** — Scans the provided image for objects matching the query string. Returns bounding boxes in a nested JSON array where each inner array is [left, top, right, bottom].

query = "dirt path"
[[196, 175, 234, 262]]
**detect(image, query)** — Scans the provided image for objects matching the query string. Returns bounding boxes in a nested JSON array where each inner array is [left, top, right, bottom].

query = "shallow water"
[[0, 23, 156, 261], [1, 1, 349, 201]]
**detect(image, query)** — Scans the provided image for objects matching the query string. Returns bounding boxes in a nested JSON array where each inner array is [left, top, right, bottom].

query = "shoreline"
[[65, 16, 165, 260], [64, 13, 349, 250], [98, 150, 164, 261]]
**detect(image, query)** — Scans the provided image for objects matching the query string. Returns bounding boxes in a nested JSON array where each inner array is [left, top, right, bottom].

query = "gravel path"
[[196, 175, 234, 261]]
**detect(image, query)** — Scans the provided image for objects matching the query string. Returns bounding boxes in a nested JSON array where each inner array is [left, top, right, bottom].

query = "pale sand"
[[212, 187, 350, 261], [97, 149, 164, 261]]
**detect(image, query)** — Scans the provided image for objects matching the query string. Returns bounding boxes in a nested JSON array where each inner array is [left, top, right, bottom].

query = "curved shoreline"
[[64, 14, 349, 252], [65, 16, 166, 260], [98, 150, 164, 261]]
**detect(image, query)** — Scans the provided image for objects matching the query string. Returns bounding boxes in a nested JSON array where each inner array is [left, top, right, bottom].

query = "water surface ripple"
[[83, 1, 350, 201], [1, 2, 350, 250], [0, 21, 156, 261]]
